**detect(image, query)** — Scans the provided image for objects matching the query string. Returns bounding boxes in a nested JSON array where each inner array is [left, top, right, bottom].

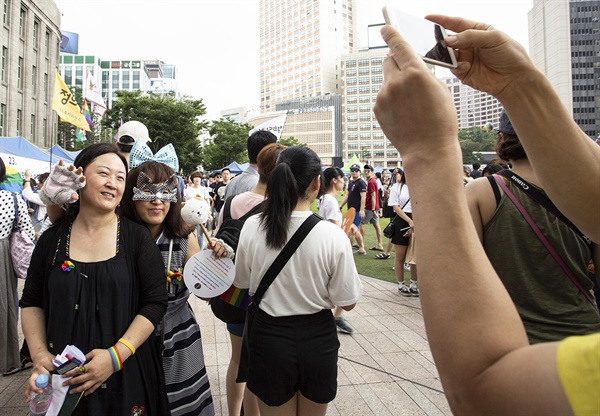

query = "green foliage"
[[101, 90, 208, 172], [278, 136, 306, 147], [458, 127, 497, 163], [202, 119, 253, 171]]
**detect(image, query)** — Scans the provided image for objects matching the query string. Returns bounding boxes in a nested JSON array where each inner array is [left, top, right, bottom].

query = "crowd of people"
[[0, 12, 598, 416]]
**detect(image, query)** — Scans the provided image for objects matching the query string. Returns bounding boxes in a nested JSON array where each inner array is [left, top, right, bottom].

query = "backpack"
[[210, 195, 266, 324]]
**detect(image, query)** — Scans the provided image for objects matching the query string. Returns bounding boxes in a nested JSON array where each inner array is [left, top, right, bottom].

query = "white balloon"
[[181, 198, 210, 225]]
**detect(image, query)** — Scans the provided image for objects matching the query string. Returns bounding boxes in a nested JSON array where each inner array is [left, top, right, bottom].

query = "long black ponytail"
[[260, 146, 322, 249]]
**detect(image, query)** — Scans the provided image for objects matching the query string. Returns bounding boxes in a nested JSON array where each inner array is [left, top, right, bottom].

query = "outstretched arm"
[[429, 14, 600, 242], [374, 24, 573, 415]]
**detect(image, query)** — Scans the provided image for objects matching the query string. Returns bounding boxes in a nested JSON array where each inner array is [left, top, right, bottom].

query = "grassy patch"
[[311, 192, 409, 284]]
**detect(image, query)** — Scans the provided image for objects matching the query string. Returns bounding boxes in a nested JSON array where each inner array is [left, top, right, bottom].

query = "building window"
[[346, 77, 357, 85], [31, 65, 36, 94], [133, 70, 140, 89], [45, 30, 50, 55], [122, 72, 130, 89], [30, 114, 35, 141], [359, 105, 371, 112], [346, 60, 356, 67], [19, 8, 25, 38], [17, 57, 23, 89], [16, 109, 22, 136], [75, 66, 83, 88], [346, 69, 356, 76], [358, 76, 370, 84], [2, 0, 9, 25], [1, 46, 6, 81], [44, 73, 48, 101], [33, 20, 39, 48], [64, 66, 72, 85], [358, 68, 370, 75], [371, 57, 383, 65], [0, 104, 5, 136], [42, 118, 47, 146], [372, 75, 383, 83], [112, 72, 119, 89], [358, 59, 369, 66]]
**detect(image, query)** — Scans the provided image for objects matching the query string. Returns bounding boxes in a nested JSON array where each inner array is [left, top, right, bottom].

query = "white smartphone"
[[382, 6, 458, 69]]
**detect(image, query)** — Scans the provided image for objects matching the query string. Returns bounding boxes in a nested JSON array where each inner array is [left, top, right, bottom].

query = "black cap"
[[499, 110, 517, 136]]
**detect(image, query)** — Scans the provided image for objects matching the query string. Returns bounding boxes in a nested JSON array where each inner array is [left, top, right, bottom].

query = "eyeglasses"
[[350, 169, 360, 173], [364, 169, 371, 173], [216, 175, 222, 178]]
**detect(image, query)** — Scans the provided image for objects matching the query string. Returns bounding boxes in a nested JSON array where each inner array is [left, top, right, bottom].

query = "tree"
[[202, 119, 253, 171], [458, 127, 497, 164], [278, 136, 306, 147], [101, 90, 207, 172]]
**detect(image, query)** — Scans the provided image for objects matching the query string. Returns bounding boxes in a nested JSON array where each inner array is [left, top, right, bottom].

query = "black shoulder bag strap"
[[239, 199, 266, 222], [252, 213, 321, 307], [496, 170, 591, 246], [222, 195, 235, 222]]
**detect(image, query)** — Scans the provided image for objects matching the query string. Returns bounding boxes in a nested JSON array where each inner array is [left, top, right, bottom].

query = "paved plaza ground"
[[2, 276, 451, 415]]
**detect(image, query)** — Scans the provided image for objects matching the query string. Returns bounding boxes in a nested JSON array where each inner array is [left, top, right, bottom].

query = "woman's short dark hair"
[[482, 159, 510, 176], [496, 132, 527, 161], [322, 167, 344, 191], [120, 161, 193, 239], [0, 157, 6, 183], [190, 171, 203, 180], [261, 146, 322, 249], [257, 143, 287, 184], [64, 143, 127, 224]]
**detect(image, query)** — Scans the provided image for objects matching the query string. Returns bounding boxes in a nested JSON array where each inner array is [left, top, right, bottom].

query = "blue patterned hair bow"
[[129, 140, 179, 172]]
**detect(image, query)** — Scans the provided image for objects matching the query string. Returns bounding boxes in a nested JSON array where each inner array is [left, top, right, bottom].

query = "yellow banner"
[[52, 70, 90, 131]]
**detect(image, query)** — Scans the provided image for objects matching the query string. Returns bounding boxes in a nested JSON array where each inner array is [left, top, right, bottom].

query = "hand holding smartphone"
[[382, 6, 458, 69]]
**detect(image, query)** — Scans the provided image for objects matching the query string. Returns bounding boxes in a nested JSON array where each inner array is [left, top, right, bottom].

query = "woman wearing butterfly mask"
[[119, 142, 215, 416], [20, 143, 169, 415]]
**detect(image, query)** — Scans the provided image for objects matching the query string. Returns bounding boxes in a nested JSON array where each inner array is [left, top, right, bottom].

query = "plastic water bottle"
[[30, 373, 53, 416]]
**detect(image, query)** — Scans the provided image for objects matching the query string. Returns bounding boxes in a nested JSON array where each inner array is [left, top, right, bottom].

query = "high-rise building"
[[529, 0, 599, 139], [443, 77, 504, 130], [340, 48, 394, 168], [259, 0, 354, 113], [0, 0, 61, 147], [59, 55, 153, 108], [145, 60, 179, 97]]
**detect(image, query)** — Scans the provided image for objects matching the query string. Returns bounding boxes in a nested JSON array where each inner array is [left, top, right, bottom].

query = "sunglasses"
[[364, 169, 371, 173], [350, 169, 360, 173]]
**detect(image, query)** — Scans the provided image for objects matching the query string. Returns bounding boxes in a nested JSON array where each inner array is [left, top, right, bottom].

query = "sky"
[[53, 0, 534, 121]]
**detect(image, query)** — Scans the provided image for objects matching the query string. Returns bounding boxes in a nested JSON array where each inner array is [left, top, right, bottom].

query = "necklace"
[[52, 216, 121, 271]]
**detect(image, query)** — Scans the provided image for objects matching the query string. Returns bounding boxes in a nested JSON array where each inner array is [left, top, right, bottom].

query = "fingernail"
[[445, 35, 458, 44], [381, 26, 388, 36]]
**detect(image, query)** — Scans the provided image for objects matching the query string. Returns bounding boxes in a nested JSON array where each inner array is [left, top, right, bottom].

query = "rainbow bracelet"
[[108, 346, 123, 372]]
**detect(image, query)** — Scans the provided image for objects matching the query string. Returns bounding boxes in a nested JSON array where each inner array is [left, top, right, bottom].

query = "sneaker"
[[398, 283, 411, 297], [409, 285, 420, 297], [335, 317, 354, 334], [353, 250, 367, 255], [404, 263, 410, 271]]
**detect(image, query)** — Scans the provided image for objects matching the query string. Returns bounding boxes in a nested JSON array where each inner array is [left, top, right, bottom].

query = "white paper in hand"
[[183, 250, 235, 298]]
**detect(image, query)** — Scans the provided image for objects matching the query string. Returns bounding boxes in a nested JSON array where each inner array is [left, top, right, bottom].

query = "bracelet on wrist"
[[23, 179, 30, 182], [108, 346, 123, 372], [118, 338, 136, 355]]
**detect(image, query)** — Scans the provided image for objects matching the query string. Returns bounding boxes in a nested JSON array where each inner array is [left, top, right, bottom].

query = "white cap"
[[117, 121, 150, 144]]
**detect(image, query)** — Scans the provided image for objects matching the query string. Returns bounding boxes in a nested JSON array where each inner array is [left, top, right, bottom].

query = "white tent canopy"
[[0, 137, 61, 175]]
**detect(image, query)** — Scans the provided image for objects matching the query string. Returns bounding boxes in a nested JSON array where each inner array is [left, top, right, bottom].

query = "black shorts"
[[391, 212, 412, 246], [247, 308, 340, 406]]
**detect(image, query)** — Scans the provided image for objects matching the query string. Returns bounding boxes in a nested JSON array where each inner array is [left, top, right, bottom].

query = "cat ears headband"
[[129, 140, 179, 173]]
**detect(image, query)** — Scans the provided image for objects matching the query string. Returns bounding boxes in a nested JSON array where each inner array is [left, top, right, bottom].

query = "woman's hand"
[[427, 15, 534, 101], [39, 160, 86, 206], [25, 352, 56, 401], [374, 25, 458, 159], [61, 349, 115, 396], [207, 239, 234, 259]]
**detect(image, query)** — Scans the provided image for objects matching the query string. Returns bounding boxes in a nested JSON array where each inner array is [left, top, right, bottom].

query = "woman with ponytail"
[[234, 147, 363, 416]]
